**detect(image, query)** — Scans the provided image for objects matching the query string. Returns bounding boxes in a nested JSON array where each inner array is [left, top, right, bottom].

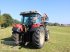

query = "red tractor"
[[12, 11, 49, 48]]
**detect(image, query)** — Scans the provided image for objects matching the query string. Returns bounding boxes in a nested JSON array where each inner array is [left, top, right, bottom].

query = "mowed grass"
[[0, 26, 70, 52]]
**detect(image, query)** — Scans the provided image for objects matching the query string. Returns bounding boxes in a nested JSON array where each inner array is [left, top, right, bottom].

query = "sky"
[[0, 0, 70, 24]]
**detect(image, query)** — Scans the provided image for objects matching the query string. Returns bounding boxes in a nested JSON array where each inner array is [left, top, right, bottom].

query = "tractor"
[[12, 11, 49, 48]]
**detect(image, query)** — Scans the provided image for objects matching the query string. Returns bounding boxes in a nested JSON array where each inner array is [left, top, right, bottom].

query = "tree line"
[[46, 22, 68, 26], [0, 13, 20, 28]]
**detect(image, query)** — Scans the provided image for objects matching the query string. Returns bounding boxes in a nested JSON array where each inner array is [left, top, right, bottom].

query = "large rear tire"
[[45, 29, 49, 41], [32, 26, 45, 48], [12, 32, 20, 45]]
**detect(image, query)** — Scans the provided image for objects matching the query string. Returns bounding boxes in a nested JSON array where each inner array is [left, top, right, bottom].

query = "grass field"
[[0, 26, 70, 52]]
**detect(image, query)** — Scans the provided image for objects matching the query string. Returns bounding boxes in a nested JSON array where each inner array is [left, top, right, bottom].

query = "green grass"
[[0, 26, 70, 52]]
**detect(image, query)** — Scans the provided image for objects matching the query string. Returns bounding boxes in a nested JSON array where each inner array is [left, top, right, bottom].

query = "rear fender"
[[32, 23, 43, 28], [12, 24, 23, 32], [30, 23, 43, 32]]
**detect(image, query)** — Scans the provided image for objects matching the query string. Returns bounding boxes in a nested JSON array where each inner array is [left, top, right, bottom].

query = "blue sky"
[[0, 0, 70, 24]]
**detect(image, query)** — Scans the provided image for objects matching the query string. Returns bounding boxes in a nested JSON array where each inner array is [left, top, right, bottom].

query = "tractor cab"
[[20, 11, 42, 26]]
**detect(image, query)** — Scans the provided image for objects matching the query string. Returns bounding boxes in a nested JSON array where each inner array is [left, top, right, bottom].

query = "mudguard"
[[12, 24, 23, 32], [32, 23, 43, 28]]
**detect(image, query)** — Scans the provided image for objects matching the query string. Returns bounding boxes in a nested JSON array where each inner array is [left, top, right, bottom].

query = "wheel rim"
[[40, 31, 45, 45]]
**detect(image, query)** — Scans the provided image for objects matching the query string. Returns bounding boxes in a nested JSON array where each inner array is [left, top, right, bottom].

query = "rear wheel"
[[12, 32, 20, 45], [45, 30, 49, 41], [32, 26, 45, 48]]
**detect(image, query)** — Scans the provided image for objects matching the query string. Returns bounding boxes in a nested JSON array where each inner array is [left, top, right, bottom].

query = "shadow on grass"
[[1, 37, 38, 49], [1, 37, 16, 46], [19, 43, 38, 49]]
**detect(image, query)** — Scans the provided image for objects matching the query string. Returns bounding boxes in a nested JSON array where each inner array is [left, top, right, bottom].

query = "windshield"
[[21, 14, 41, 25]]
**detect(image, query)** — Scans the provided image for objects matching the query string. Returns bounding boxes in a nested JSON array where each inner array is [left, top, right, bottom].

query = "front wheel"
[[32, 26, 45, 48]]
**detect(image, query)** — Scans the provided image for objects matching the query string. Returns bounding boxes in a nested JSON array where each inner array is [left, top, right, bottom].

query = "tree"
[[48, 22, 54, 26], [48, 22, 60, 26], [0, 15, 5, 28], [53, 23, 60, 26], [12, 19, 21, 24], [61, 24, 64, 26], [2, 13, 13, 27]]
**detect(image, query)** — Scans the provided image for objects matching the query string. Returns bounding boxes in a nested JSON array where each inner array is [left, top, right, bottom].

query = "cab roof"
[[20, 11, 41, 16]]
